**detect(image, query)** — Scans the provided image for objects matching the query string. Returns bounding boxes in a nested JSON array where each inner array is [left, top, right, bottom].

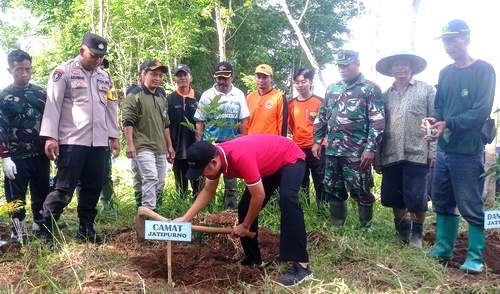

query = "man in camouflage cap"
[[312, 50, 385, 228]]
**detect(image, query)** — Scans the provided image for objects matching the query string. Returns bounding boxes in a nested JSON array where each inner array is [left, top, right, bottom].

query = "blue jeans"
[[432, 152, 484, 226]]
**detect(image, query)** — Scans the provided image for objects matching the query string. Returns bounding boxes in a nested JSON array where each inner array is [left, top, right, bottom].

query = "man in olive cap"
[[313, 50, 384, 228], [375, 51, 435, 248], [39, 32, 120, 245], [423, 19, 496, 273]]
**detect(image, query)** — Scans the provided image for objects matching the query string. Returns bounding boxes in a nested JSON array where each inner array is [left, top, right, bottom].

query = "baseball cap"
[[436, 19, 470, 39], [185, 141, 217, 180], [214, 61, 233, 78], [139, 60, 167, 73], [255, 64, 273, 76], [334, 50, 359, 65], [82, 32, 108, 55], [173, 64, 191, 75]]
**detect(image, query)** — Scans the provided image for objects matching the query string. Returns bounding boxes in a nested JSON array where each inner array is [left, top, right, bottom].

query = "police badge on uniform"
[[53, 69, 64, 82]]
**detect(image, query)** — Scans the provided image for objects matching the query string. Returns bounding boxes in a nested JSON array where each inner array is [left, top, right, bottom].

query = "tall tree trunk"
[[410, 0, 420, 51], [215, 2, 226, 62], [278, 0, 325, 87], [154, 2, 173, 84], [98, 0, 104, 36]]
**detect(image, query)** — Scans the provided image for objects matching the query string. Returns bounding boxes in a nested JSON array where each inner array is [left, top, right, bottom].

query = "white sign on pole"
[[145, 220, 192, 242], [484, 210, 500, 229]]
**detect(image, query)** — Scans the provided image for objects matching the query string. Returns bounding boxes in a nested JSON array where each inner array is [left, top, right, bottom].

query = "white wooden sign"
[[144, 220, 192, 242], [484, 210, 500, 229]]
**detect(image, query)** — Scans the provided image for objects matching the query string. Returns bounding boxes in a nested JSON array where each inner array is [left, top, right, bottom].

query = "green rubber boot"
[[329, 201, 347, 228], [459, 224, 485, 274], [429, 213, 460, 261]]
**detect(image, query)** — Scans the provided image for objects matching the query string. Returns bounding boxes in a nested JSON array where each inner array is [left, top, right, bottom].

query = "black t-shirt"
[[166, 90, 201, 159], [435, 59, 496, 154]]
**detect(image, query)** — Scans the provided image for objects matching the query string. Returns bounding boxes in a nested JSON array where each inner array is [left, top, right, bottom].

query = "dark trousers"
[[301, 147, 326, 204], [4, 155, 50, 222], [42, 145, 107, 224], [99, 149, 114, 206], [238, 160, 309, 263], [172, 159, 202, 198]]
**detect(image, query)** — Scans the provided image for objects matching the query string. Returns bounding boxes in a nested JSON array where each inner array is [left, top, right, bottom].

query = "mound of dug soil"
[[424, 230, 500, 274], [118, 227, 279, 292]]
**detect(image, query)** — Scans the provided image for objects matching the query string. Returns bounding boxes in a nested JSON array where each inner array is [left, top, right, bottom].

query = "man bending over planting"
[[175, 134, 312, 286]]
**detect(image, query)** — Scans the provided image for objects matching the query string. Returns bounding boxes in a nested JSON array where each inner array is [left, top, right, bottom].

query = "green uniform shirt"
[[0, 83, 46, 159], [122, 86, 170, 154], [314, 74, 385, 157]]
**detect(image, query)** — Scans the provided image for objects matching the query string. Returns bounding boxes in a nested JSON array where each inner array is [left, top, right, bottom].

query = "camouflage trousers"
[[323, 156, 375, 204]]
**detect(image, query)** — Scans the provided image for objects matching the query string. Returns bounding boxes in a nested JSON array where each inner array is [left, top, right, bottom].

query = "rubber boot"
[[394, 218, 411, 243], [459, 224, 485, 273], [75, 222, 104, 244], [38, 218, 55, 247], [409, 221, 423, 248], [329, 201, 347, 227], [429, 213, 460, 261], [358, 202, 373, 228]]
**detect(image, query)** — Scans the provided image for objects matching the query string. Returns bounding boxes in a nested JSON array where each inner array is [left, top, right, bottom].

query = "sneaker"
[[11, 219, 28, 244], [278, 262, 313, 287]]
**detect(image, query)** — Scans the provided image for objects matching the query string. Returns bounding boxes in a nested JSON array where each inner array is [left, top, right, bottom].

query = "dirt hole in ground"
[[113, 212, 329, 292], [424, 229, 500, 274]]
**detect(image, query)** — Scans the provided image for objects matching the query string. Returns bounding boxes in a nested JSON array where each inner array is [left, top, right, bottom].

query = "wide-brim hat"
[[376, 53, 427, 77]]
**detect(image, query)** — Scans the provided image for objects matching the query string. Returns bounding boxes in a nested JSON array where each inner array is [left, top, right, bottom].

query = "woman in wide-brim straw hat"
[[375, 51, 436, 249]]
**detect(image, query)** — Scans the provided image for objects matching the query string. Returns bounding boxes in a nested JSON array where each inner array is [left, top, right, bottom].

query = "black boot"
[[38, 218, 55, 247], [329, 201, 347, 228], [394, 218, 411, 243], [409, 221, 423, 248], [358, 203, 373, 228], [76, 222, 104, 244]]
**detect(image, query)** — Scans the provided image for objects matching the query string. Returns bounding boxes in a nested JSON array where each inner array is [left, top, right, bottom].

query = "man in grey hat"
[[375, 52, 435, 248], [39, 32, 120, 245]]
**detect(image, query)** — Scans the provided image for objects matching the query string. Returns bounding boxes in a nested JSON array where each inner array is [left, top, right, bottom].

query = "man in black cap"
[[194, 61, 250, 209], [175, 134, 312, 286], [423, 19, 496, 274], [122, 60, 175, 211], [167, 64, 202, 198], [39, 32, 120, 245]]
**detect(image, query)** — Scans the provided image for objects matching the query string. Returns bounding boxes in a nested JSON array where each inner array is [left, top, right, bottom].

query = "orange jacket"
[[288, 95, 323, 148], [246, 88, 287, 135]]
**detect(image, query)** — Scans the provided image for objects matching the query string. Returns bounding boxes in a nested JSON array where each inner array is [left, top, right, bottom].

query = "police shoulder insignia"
[[52, 69, 64, 82], [106, 90, 117, 101]]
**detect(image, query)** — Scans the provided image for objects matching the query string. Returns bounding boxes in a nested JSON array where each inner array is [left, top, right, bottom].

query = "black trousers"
[[173, 159, 201, 198], [4, 155, 50, 222], [238, 159, 309, 263], [42, 145, 107, 224], [301, 147, 326, 204]]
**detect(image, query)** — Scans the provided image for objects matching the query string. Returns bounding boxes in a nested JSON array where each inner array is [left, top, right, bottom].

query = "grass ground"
[[0, 159, 499, 293]]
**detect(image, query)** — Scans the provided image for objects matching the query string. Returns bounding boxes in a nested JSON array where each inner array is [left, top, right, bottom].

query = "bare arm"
[[195, 122, 204, 142], [239, 118, 248, 135], [177, 178, 220, 221], [124, 126, 136, 158]]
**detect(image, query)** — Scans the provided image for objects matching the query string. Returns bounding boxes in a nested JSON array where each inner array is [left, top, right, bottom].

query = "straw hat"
[[376, 51, 427, 77]]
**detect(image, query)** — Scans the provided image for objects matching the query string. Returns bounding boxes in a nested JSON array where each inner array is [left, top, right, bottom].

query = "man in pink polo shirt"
[[175, 134, 312, 286]]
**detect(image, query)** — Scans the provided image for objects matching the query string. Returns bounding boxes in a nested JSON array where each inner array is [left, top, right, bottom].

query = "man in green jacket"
[[122, 60, 175, 210]]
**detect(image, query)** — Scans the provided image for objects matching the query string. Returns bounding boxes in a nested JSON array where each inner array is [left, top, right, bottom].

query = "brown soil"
[[424, 229, 500, 274], [115, 227, 280, 292]]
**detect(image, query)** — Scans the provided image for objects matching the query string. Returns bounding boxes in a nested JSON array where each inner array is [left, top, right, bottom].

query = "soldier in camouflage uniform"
[[312, 50, 385, 227], [0, 49, 49, 243]]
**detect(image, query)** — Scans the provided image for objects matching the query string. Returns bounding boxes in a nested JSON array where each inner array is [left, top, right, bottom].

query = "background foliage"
[[0, 0, 358, 97]]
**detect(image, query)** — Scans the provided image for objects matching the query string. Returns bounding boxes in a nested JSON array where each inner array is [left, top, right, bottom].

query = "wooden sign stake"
[[167, 241, 173, 285]]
